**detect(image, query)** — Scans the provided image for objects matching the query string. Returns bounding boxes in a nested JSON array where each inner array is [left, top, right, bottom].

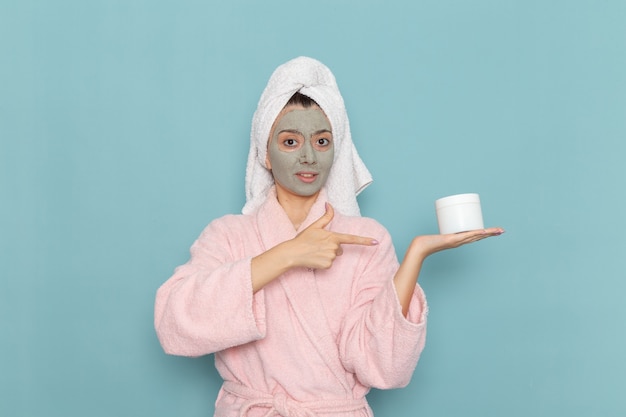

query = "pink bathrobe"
[[155, 188, 428, 417]]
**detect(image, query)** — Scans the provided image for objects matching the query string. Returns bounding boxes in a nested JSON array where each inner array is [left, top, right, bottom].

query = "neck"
[[275, 188, 319, 230]]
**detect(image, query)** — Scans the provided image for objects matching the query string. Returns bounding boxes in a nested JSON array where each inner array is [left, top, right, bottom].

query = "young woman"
[[155, 57, 503, 417]]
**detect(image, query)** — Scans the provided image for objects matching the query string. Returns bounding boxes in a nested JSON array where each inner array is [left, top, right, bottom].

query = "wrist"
[[272, 240, 298, 271], [407, 237, 431, 261]]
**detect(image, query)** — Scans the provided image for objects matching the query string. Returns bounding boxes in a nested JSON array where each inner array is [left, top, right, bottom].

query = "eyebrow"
[[314, 129, 332, 135], [278, 129, 332, 136], [278, 129, 303, 135]]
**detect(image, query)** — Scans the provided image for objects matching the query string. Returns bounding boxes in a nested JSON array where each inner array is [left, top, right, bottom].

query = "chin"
[[285, 185, 322, 198]]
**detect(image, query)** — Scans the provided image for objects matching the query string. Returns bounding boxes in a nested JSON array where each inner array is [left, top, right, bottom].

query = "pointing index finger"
[[333, 232, 379, 246]]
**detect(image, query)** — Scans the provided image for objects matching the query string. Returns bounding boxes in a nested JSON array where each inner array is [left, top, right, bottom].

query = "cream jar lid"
[[435, 193, 481, 210]]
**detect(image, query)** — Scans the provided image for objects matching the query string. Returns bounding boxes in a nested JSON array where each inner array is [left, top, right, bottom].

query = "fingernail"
[[371, 239, 379, 245]]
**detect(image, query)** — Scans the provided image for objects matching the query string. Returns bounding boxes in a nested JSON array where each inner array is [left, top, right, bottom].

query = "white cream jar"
[[435, 193, 484, 234]]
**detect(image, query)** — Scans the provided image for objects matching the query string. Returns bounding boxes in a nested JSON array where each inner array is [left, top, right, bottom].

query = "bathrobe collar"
[[255, 186, 331, 250], [254, 187, 351, 392]]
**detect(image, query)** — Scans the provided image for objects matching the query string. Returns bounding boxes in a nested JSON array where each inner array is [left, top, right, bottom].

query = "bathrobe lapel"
[[256, 188, 351, 392]]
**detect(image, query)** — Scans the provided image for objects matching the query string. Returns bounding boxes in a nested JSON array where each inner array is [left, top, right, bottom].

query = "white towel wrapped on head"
[[243, 56, 372, 217]]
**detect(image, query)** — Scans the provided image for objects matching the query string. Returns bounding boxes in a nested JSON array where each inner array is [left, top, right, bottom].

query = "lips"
[[295, 171, 319, 183]]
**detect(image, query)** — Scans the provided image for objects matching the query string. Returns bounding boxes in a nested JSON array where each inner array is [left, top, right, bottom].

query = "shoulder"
[[189, 213, 259, 258], [198, 213, 256, 240]]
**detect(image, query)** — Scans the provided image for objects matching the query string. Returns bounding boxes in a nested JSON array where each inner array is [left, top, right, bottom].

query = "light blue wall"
[[2, 1, 625, 416]]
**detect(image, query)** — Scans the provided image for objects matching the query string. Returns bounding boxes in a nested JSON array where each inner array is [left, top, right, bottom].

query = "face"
[[266, 105, 334, 198]]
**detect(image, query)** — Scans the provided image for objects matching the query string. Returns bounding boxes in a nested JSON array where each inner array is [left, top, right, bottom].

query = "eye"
[[315, 137, 332, 149], [283, 138, 298, 147]]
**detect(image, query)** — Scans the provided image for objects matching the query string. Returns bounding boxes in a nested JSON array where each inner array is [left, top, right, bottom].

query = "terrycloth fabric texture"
[[155, 189, 428, 417], [243, 56, 372, 217], [222, 381, 369, 417]]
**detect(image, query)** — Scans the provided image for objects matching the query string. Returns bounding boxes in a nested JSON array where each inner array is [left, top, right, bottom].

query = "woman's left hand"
[[394, 227, 505, 316], [410, 227, 505, 259]]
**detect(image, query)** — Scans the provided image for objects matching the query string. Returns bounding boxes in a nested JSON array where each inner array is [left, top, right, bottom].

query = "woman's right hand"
[[250, 203, 377, 292], [287, 203, 378, 270]]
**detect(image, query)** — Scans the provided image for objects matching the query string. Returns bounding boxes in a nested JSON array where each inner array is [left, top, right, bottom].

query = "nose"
[[298, 141, 317, 165]]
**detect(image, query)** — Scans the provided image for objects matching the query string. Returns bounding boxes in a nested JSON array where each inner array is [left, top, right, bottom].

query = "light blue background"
[[2, 1, 625, 416]]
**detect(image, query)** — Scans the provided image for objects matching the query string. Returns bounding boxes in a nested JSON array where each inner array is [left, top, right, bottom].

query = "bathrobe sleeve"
[[154, 216, 267, 357], [338, 220, 428, 389]]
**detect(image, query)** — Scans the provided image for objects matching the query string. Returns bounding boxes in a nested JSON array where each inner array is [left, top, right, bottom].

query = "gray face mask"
[[267, 107, 334, 197]]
